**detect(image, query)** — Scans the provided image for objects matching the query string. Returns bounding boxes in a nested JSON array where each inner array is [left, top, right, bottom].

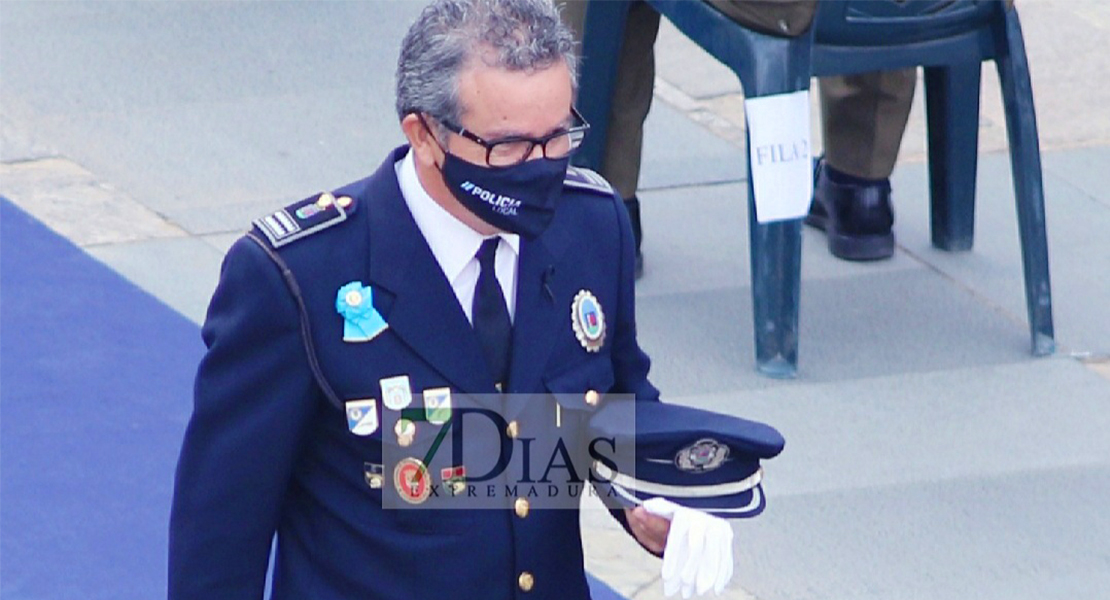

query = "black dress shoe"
[[624, 196, 644, 279], [805, 159, 895, 261]]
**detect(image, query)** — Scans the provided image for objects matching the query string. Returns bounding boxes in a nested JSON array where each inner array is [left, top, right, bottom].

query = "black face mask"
[[438, 150, 568, 239]]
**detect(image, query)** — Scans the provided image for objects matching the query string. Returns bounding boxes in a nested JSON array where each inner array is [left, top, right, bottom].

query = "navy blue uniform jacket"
[[168, 146, 661, 599]]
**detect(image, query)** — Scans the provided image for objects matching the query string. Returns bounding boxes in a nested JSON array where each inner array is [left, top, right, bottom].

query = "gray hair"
[[395, 0, 578, 127]]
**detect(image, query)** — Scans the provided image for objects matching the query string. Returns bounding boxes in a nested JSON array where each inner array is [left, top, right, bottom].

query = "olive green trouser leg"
[[820, 69, 917, 180], [560, 0, 660, 201]]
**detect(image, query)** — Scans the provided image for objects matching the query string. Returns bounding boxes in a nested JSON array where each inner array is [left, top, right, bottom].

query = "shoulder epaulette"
[[564, 165, 614, 196], [252, 191, 358, 248]]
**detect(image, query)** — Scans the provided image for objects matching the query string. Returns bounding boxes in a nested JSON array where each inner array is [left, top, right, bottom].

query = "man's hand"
[[640, 498, 735, 598], [625, 506, 671, 554]]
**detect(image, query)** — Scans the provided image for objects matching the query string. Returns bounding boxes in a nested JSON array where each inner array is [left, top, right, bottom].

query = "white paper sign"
[[744, 89, 813, 223]]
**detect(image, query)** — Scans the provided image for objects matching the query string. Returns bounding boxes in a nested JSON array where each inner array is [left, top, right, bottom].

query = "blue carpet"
[[1, 198, 203, 598], [587, 574, 627, 600], [0, 197, 627, 600]]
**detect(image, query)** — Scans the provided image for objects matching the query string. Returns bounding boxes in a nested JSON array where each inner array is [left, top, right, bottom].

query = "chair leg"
[[643, 0, 811, 377], [924, 63, 982, 251], [572, 0, 630, 171], [748, 172, 802, 379], [734, 36, 809, 378], [995, 10, 1054, 356]]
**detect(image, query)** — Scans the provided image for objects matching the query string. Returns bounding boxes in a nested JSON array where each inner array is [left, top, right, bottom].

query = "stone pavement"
[[2, 1, 1109, 599]]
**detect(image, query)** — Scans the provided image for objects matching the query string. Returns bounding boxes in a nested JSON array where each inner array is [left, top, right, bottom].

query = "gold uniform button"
[[584, 389, 600, 406], [337, 195, 353, 209], [518, 571, 534, 592], [506, 420, 520, 439], [514, 497, 530, 518]]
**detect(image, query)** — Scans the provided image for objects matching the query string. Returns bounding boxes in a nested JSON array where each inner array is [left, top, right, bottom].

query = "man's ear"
[[401, 113, 440, 168]]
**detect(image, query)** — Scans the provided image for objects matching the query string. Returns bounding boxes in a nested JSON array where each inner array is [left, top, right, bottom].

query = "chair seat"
[[814, 0, 996, 46]]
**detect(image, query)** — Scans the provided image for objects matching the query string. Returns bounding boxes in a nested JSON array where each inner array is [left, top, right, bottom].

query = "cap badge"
[[336, 281, 388, 342], [675, 438, 729, 473], [571, 289, 606, 353], [394, 457, 431, 504], [344, 398, 379, 436]]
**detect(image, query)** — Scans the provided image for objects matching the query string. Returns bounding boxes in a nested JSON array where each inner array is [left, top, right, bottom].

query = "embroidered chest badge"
[[423, 387, 452, 426], [336, 281, 388, 342], [345, 399, 379, 436], [571, 289, 606, 353]]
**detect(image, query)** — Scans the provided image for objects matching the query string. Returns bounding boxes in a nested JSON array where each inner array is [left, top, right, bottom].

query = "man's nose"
[[525, 142, 545, 161]]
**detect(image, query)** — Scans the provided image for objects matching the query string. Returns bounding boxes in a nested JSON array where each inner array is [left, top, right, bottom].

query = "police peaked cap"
[[587, 400, 785, 519]]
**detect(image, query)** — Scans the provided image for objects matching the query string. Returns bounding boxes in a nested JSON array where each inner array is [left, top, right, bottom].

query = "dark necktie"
[[472, 238, 512, 388]]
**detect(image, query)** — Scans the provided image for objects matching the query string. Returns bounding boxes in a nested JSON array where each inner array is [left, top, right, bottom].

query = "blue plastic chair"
[[575, 0, 1053, 378]]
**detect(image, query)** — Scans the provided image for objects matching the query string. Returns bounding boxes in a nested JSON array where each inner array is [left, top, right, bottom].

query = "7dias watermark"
[[365, 392, 637, 511]]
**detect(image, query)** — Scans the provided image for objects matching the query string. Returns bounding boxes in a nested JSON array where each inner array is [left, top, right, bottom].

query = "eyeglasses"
[[435, 107, 590, 167]]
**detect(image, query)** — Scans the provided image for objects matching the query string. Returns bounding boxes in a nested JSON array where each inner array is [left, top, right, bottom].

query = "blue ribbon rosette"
[[335, 281, 388, 342]]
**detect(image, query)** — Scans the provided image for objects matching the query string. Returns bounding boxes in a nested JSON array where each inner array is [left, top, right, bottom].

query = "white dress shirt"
[[396, 149, 519, 324]]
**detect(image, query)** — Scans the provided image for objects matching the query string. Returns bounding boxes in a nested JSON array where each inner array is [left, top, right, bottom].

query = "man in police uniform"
[[168, 1, 674, 598]]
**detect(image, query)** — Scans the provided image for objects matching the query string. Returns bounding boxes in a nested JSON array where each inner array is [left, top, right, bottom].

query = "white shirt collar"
[[395, 148, 520, 284]]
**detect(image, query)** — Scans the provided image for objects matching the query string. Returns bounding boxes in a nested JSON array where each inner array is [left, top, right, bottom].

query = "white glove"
[[642, 497, 734, 598]]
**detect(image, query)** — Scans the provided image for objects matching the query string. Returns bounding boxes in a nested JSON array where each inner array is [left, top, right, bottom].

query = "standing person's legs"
[[560, 0, 659, 277], [820, 70, 916, 180], [808, 70, 916, 261], [561, 0, 817, 277], [705, 2, 916, 263], [564, 1, 917, 266]]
